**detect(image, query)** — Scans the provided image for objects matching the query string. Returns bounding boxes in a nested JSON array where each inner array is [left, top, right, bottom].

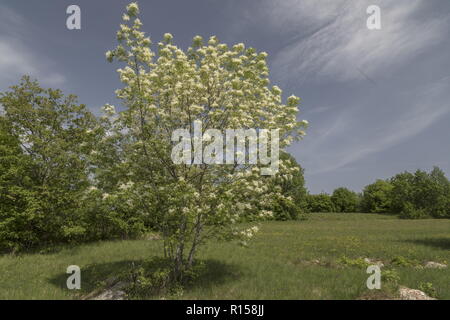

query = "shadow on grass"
[[48, 259, 144, 296], [401, 238, 450, 250], [48, 257, 242, 299], [183, 259, 242, 292]]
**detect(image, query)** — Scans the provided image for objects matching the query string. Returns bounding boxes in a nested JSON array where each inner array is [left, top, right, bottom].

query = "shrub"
[[390, 168, 450, 219], [382, 269, 400, 285], [331, 187, 359, 213], [127, 264, 173, 298], [306, 193, 335, 213], [418, 282, 438, 298], [80, 188, 146, 241], [361, 179, 393, 213], [360, 167, 450, 219], [264, 152, 308, 220], [337, 256, 369, 268], [399, 202, 429, 219], [390, 255, 419, 267]]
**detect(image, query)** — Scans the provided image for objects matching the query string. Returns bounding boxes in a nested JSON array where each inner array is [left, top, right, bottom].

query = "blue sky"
[[1, 0, 449, 193]]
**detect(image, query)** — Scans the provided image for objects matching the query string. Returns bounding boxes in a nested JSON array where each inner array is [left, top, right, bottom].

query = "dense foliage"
[[266, 152, 308, 220], [359, 167, 450, 219], [0, 77, 99, 251], [361, 179, 393, 213], [305, 193, 335, 213], [306, 166, 450, 218], [0, 77, 147, 252], [390, 167, 450, 219], [331, 187, 360, 213]]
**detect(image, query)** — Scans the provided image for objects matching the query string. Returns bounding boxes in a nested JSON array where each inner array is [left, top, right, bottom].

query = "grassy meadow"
[[0, 213, 449, 300]]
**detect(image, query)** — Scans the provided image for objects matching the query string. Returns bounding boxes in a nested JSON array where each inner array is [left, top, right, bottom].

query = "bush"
[[390, 255, 419, 267], [382, 269, 400, 285], [81, 188, 146, 240], [399, 202, 429, 219], [331, 187, 359, 213], [418, 282, 438, 298], [361, 179, 393, 213], [265, 153, 308, 220], [125, 258, 206, 298], [361, 167, 450, 219], [306, 193, 335, 213], [390, 168, 450, 219], [337, 256, 369, 268], [127, 263, 173, 298]]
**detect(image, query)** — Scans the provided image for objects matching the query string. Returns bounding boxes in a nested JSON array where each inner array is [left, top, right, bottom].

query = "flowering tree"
[[105, 2, 307, 280]]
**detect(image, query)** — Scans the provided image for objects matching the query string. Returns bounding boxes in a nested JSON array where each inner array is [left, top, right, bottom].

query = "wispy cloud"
[[267, 0, 449, 84], [242, 0, 450, 179], [299, 77, 450, 174], [0, 4, 66, 89]]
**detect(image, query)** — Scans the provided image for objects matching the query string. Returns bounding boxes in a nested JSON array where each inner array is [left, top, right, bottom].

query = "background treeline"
[[1, 78, 449, 252], [304, 167, 450, 219], [362, 167, 450, 218]]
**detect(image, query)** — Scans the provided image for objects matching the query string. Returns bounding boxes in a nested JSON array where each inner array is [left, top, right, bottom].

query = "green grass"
[[0, 213, 449, 299]]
